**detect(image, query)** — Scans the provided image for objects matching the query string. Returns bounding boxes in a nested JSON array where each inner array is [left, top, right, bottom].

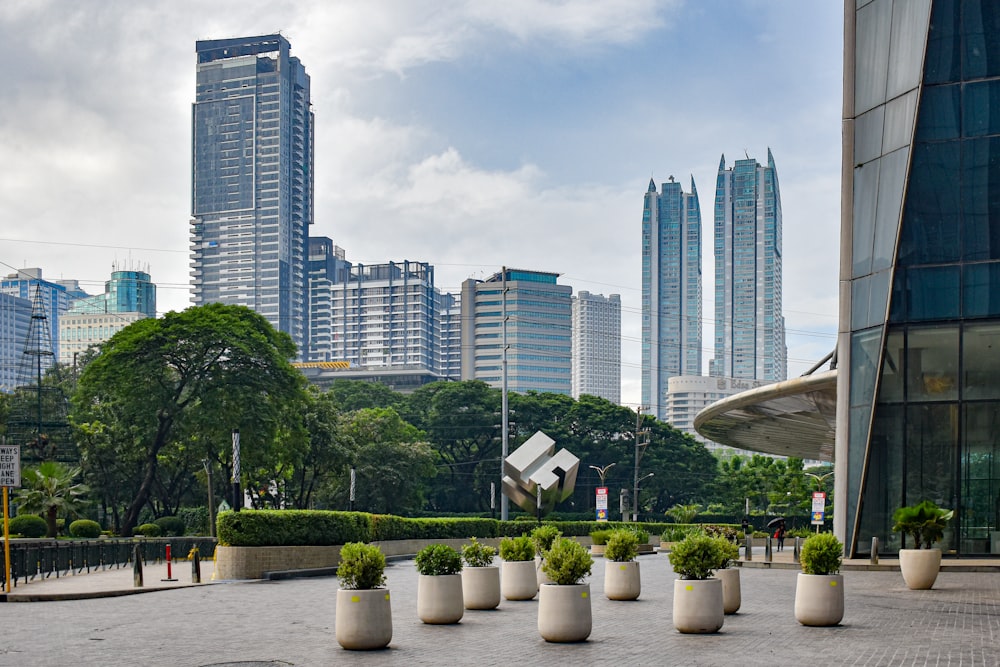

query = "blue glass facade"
[[641, 177, 702, 419], [710, 152, 787, 382], [843, 0, 1000, 556], [191, 35, 313, 357]]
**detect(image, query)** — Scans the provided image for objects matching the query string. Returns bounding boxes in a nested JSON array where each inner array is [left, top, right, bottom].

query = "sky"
[[0, 0, 844, 409]]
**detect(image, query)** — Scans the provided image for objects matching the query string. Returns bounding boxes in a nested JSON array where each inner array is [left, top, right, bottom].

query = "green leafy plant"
[[668, 533, 726, 580], [704, 524, 740, 542], [628, 526, 650, 543], [531, 524, 562, 556], [541, 537, 593, 585], [659, 525, 701, 542], [69, 519, 102, 538], [666, 503, 702, 524], [134, 522, 162, 537], [153, 516, 186, 537], [337, 542, 387, 589], [415, 543, 463, 576], [892, 500, 953, 549], [499, 535, 535, 561], [714, 535, 740, 569], [9, 514, 47, 538], [589, 529, 612, 546], [14, 462, 89, 538], [604, 530, 639, 562], [799, 532, 843, 575], [462, 537, 496, 568]]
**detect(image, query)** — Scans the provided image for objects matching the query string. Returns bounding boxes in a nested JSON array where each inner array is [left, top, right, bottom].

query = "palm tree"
[[15, 462, 90, 538]]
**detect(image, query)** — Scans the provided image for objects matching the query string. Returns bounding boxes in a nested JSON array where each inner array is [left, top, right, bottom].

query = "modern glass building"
[[69, 267, 156, 316], [191, 35, 313, 358], [0, 268, 69, 363], [0, 292, 31, 392], [840, 0, 1000, 557], [461, 269, 573, 395], [710, 151, 787, 383], [571, 291, 621, 403], [641, 176, 702, 419]]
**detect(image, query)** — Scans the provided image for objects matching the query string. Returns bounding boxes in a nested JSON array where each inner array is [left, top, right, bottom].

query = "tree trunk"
[[120, 413, 172, 536], [46, 506, 58, 539]]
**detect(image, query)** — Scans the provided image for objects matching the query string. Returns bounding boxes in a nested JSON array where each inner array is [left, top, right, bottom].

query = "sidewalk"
[[1, 560, 219, 602]]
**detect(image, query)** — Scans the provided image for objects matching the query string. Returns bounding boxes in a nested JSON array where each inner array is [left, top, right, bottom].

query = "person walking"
[[774, 522, 786, 552]]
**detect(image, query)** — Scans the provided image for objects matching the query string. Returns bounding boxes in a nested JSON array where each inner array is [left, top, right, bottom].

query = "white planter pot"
[[604, 560, 641, 601], [899, 548, 942, 590], [794, 573, 844, 626], [537, 583, 592, 642], [535, 555, 554, 586], [672, 578, 724, 634], [335, 588, 392, 650], [501, 560, 538, 600], [462, 566, 501, 610], [417, 573, 465, 624], [716, 567, 741, 614]]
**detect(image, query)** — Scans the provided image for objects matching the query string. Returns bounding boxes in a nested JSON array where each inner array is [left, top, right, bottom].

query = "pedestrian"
[[775, 522, 786, 552]]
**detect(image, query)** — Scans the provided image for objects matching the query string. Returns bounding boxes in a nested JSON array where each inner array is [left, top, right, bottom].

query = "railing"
[[0, 537, 218, 589]]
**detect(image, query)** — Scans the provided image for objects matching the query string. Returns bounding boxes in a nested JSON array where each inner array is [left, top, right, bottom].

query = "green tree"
[[72, 304, 305, 535], [284, 386, 351, 509], [15, 461, 90, 538]]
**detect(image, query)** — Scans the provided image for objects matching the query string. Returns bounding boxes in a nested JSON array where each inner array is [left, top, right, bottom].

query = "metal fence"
[[1, 537, 218, 589]]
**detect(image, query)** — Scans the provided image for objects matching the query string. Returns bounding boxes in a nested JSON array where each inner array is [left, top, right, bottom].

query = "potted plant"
[[589, 529, 612, 556], [538, 537, 594, 642], [415, 543, 464, 624], [461, 537, 500, 610], [499, 534, 538, 600], [631, 526, 654, 555], [604, 529, 640, 601], [794, 532, 844, 626], [712, 536, 742, 614], [892, 500, 953, 590], [335, 542, 392, 650], [668, 533, 726, 633], [531, 524, 562, 586]]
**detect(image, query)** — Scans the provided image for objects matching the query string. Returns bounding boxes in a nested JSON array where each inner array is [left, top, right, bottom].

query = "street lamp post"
[[588, 463, 616, 486]]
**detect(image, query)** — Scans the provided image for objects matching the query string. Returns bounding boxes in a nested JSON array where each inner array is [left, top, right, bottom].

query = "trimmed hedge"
[[10, 514, 47, 538], [215, 510, 741, 547], [69, 519, 102, 538], [153, 515, 186, 537]]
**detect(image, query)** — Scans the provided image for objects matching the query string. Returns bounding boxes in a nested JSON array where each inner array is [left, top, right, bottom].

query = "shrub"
[[605, 530, 639, 562], [178, 506, 210, 535], [531, 524, 561, 556], [704, 524, 741, 542], [658, 525, 701, 542], [665, 503, 701, 524], [462, 538, 496, 568], [498, 535, 534, 561], [134, 523, 162, 537], [800, 533, 843, 575], [628, 526, 650, 543], [10, 514, 47, 538], [668, 533, 726, 580], [153, 516, 186, 537], [415, 544, 463, 576], [69, 519, 102, 539], [714, 536, 740, 569], [217, 510, 373, 547], [337, 542, 387, 589], [892, 500, 953, 549], [589, 529, 612, 545], [541, 537, 593, 585]]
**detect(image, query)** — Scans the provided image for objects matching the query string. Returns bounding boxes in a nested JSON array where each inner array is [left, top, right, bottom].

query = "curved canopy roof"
[[693, 369, 838, 462]]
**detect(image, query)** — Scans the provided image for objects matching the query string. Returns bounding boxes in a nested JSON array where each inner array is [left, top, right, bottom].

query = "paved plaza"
[[0, 553, 998, 666]]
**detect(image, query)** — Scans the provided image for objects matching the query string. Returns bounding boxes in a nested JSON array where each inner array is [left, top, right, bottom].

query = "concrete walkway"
[[1, 560, 218, 602]]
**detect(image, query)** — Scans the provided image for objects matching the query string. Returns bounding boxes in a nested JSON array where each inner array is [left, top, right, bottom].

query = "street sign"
[[595, 486, 608, 522], [0, 446, 20, 488], [811, 491, 826, 525]]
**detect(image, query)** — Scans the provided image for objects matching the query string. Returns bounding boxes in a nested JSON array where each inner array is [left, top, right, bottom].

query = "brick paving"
[[0, 552, 998, 666]]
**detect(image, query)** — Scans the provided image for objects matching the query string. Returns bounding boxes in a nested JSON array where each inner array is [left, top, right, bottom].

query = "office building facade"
[[710, 152, 787, 382], [191, 34, 313, 357], [0, 293, 31, 392], [1, 269, 69, 364], [571, 291, 621, 403], [642, 177, 702, 419], [461, 269, 572, 395], [840, 0, 1000, 556]]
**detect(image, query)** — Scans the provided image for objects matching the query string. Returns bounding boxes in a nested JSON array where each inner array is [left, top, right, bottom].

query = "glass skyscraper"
[[191, 35, 313, 357], [641, 177, 702, 419], [710, 151, 787, 383]]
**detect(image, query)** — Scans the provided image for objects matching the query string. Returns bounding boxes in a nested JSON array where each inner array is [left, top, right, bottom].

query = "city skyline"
[[0, 1, 843, 408]]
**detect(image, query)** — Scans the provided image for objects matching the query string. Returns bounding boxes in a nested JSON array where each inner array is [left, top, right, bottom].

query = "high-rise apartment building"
[[191, 35, 313, 357], [710, 151, 787, 382], [571, 291, 621, 403], [461, 269, 572, 395], [642, 176, 702, 419]]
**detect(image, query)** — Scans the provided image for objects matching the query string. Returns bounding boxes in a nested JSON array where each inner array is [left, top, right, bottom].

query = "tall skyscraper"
[[642, 176, 702, 419], [1, 268, 69, 363], [571, 291, 621, 403], [191, 35, 313, 357], [710, 151, 786, 382], [461, 269, 572, 395]]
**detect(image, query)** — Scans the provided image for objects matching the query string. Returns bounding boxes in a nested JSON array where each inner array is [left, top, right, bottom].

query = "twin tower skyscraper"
[[641, 151, 787, 420]]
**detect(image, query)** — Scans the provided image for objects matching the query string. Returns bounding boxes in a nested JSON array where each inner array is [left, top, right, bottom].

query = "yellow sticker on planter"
[[385, 593, 391, 600], [685, 585, 693, 591], [829, 581, 838, 587], [620, 565, 627, 571], [351, 595, 360, 603], [581, 591, 588, 598]]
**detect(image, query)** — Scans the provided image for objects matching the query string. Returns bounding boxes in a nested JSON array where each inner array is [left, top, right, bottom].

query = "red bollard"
[[161, 544, 178, 582]]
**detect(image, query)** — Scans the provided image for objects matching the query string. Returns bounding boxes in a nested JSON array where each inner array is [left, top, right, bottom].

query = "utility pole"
[[633, 407, 651, 522], [203, 460, 216, 538], [500, 266, 509, 521]]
